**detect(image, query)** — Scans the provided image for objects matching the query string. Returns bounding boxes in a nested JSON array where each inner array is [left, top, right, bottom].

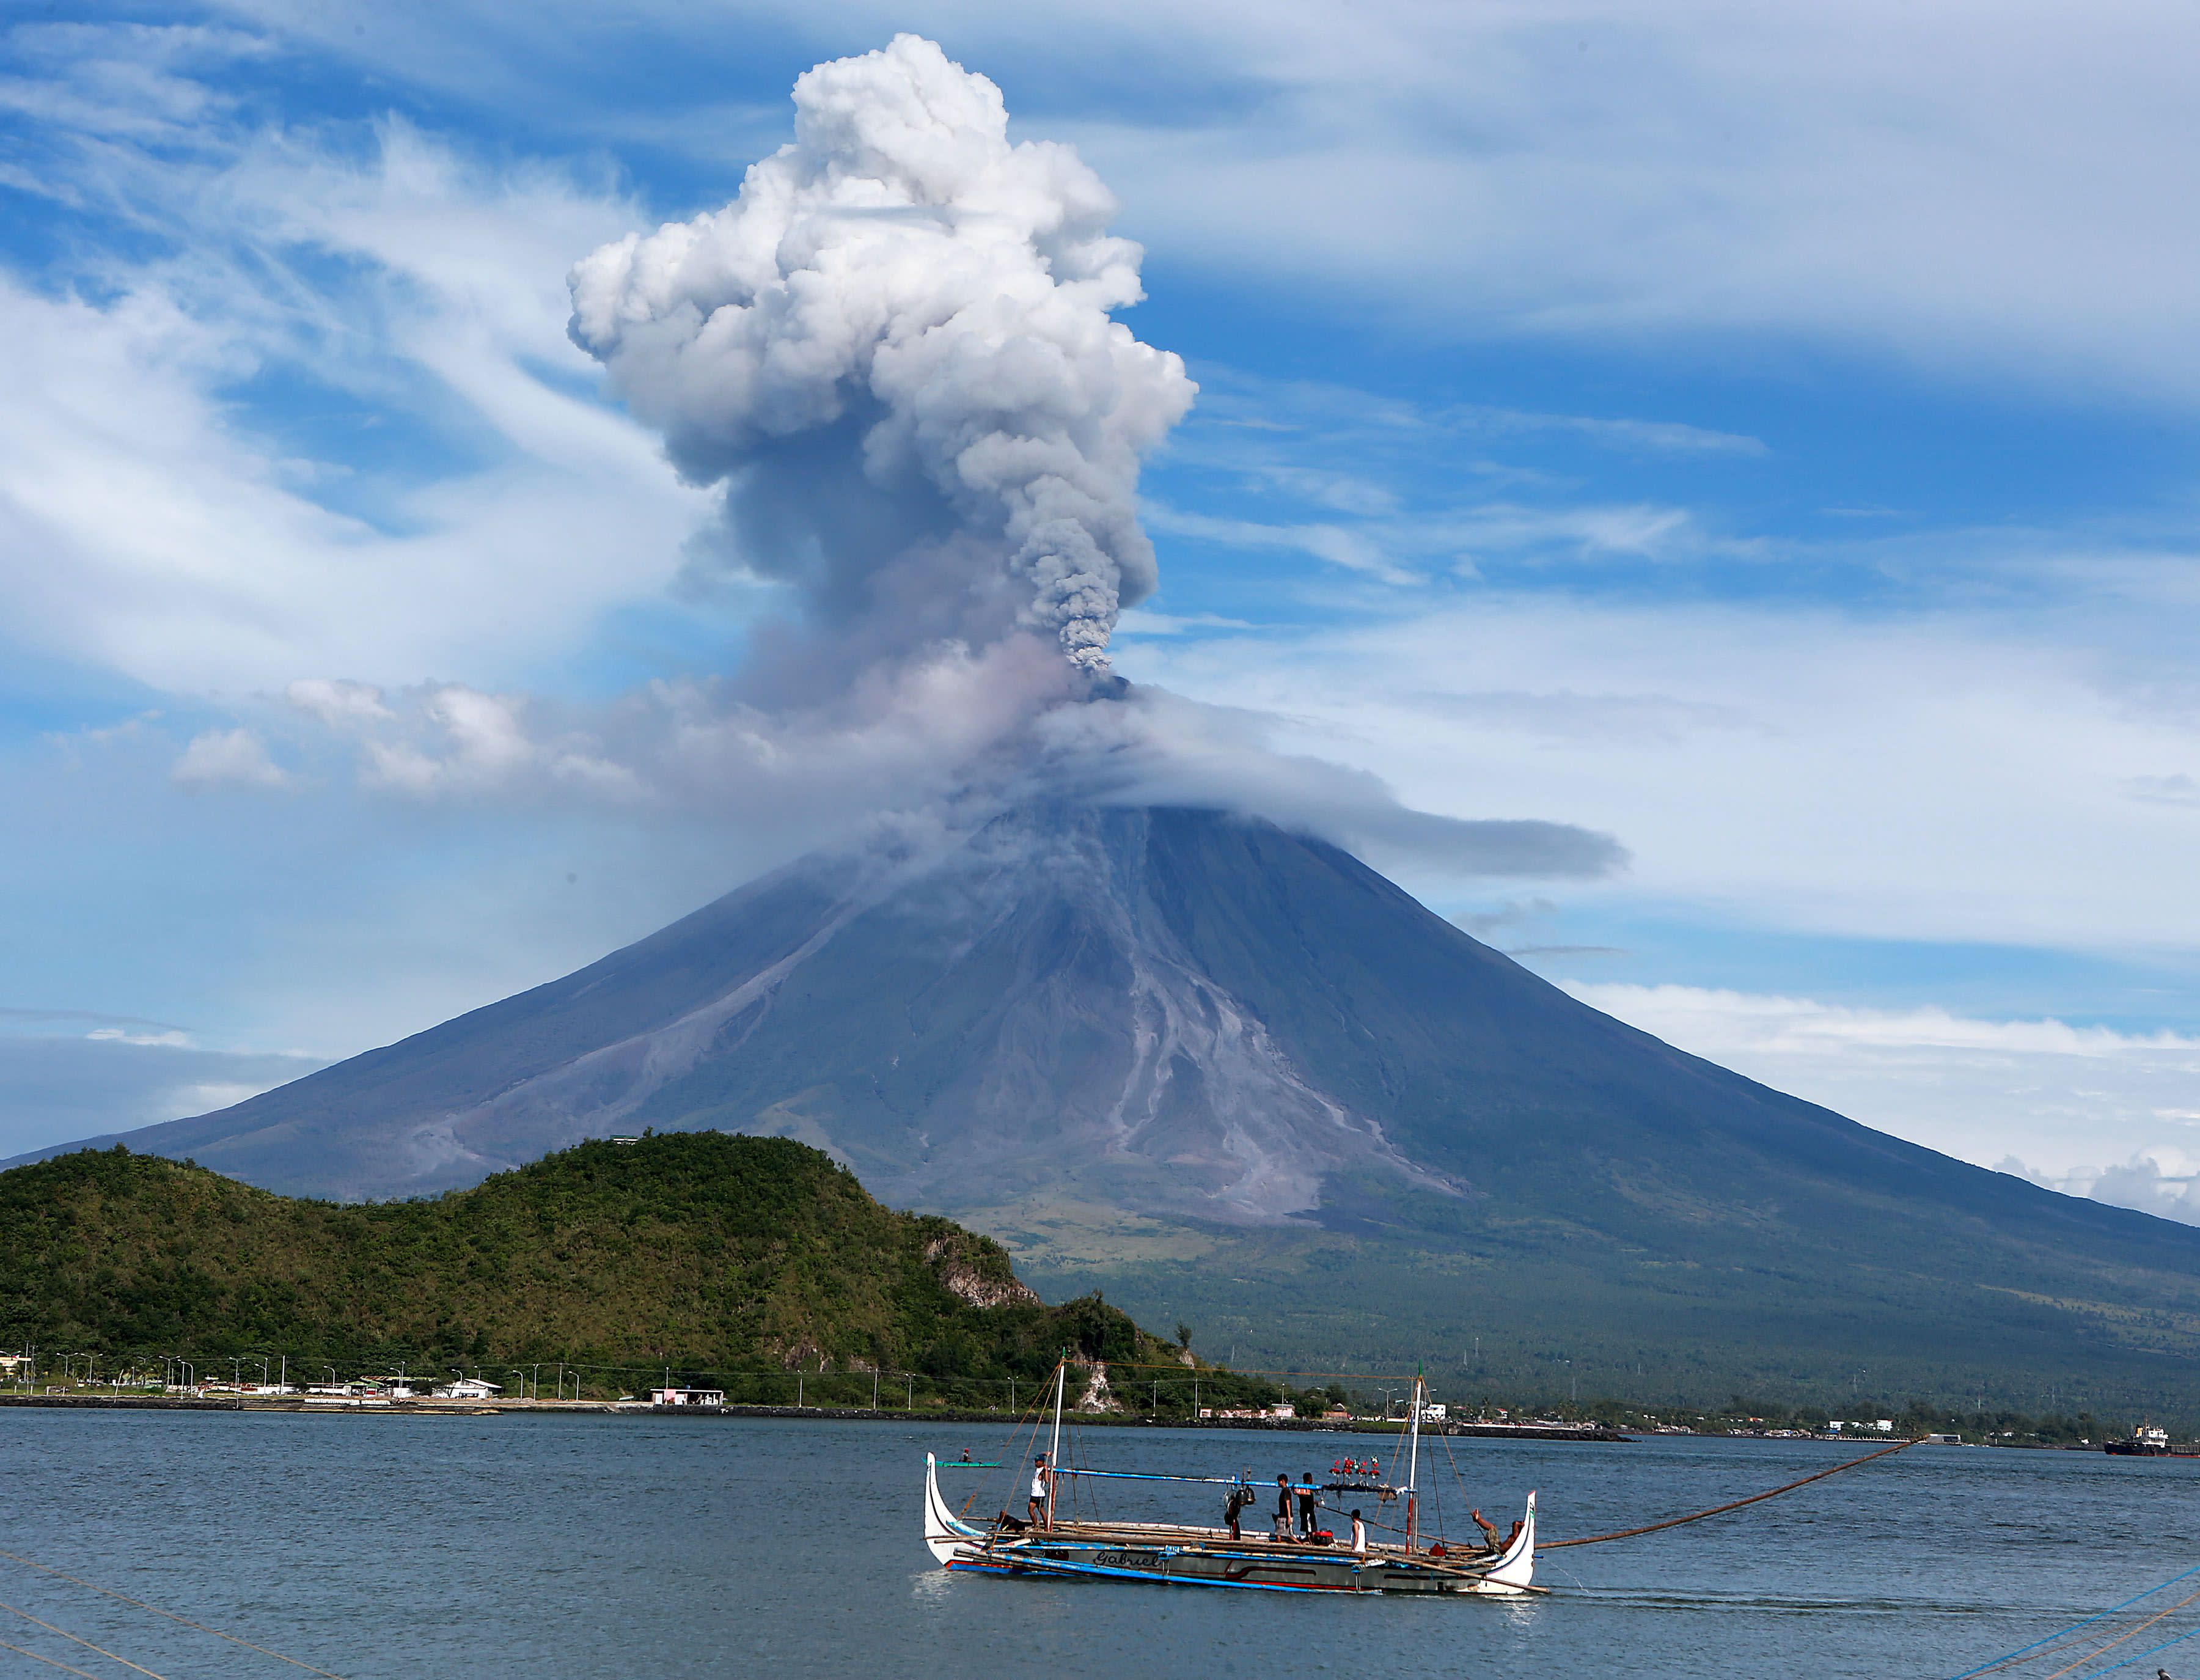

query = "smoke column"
[[568, 34, 1194, 681]]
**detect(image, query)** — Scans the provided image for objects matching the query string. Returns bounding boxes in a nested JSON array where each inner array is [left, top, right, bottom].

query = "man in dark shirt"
[[1296, 1472, 1321, 1535], [1225, 1483, 1255, 1540], [1273, 1473, 1293, 1539]]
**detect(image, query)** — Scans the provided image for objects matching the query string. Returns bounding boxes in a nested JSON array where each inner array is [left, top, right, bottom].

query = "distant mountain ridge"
[[21, 802, 2200, 1414]]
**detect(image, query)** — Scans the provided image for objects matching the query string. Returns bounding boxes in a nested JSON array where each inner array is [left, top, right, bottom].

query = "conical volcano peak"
[[19, 796, 2200, 1410]]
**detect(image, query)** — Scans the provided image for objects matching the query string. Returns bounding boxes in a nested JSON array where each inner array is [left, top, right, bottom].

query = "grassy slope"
[[0, 1134, 1239, 1405]]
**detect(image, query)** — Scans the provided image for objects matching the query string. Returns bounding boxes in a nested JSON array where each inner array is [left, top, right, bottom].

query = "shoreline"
[[0, 1393, 1630, 1439]]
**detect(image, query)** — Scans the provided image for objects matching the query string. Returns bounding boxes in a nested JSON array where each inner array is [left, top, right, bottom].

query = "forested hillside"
[[0, 1134, 1255, 1408]]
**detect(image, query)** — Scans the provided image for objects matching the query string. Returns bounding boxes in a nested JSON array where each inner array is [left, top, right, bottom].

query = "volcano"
[[25, 803, 2200, 1410]]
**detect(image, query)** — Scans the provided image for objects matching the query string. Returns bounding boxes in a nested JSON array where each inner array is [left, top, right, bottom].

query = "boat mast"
[[1046, 1358, 1066, 1528], [1404, 1372, 1423, 1553]]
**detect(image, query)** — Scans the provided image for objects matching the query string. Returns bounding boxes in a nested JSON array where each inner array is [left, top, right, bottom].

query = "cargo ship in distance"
[[2103, 1423, 2172, 1456]]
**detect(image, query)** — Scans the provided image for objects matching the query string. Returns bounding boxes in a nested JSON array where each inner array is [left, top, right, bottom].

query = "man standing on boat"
[[1273, 1473, 1294, 1539], [1225, 1482, 1256, 1539], [1028, 1454, 1050, 1528], [1296, 1472, 1321, 1536], [1350, 1509, 1368, 1554]]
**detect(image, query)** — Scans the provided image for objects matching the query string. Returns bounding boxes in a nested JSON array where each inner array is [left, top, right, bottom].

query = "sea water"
[[5, 1409, 2196, 1678]]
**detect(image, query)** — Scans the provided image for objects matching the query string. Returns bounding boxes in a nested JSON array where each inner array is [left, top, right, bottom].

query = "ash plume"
[[567, 34, 1193, 682], [270, 36, 1622, 890]]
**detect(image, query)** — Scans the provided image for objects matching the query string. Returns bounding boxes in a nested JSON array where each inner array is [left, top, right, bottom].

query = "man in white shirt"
[[1350, 1509, 1368, 1553], [1027, 1453, 1050, 1527]]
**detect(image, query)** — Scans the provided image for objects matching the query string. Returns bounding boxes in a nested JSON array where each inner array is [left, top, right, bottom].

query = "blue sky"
[[8, 1, 2200, 1218]]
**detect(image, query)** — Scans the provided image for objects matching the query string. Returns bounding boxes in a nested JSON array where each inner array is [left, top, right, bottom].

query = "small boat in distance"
[[920, 1368, 1538, 1596]]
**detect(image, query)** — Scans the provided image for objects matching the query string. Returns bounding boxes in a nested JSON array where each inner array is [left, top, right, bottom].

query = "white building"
[[650, 1387, 727, 1406], [435, 1377, 504, 1399]]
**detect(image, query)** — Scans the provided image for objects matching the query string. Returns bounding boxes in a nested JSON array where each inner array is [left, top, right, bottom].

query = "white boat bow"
[[923, 1452, 987, 1565]]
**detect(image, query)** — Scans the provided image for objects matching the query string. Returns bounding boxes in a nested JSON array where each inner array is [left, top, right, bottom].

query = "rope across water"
[[0, 1549, 347, 1679], [1539, 1436, 1923, 1549]]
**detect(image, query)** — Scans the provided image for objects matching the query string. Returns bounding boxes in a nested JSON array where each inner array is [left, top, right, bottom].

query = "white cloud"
[[359, 684, 638, 800], [1564, 978, 2200, 1221], [1116, 594, 2200, 958], [285, 678, 392, 725], [1573, 985, 2200, 1060], [172, 1, 2200, 405], [1143, 503, 1423, 585], [85, 1026, 195, 1048], [0, 85, 710, 696], [1050, 0, 2200, 403], [171, 727, 286, 790], [0, 1028, 323, 1161]]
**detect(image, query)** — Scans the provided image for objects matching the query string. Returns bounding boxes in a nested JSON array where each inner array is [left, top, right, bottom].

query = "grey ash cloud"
[[567, 34, 1192, 684]]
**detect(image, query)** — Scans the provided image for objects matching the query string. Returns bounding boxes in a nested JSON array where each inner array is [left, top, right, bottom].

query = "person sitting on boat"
[[1273, 1473, 1294, 1540], [1350, 1509, 1368, 1553], [959, 1447, 974, 1462], [1225, 1483, 1256, 1540], [1296, 1472, 1321, 1535], [1027, 1454, 1050, 1527], [1471, 1508, 1502, 1552]]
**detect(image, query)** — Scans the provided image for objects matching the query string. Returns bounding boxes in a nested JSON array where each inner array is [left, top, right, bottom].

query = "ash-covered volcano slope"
[[27, 803, 2200, 1410]]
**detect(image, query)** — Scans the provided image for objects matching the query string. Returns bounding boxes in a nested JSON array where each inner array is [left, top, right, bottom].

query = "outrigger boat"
[[921, 1368, 1538, 1596]]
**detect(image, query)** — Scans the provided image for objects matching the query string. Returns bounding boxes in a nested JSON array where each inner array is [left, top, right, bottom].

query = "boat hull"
[[923, 1455, 1538, 1596], [947, 1542, 1518, 1594]]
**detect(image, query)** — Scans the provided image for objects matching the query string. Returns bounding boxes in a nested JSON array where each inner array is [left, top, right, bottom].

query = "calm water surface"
[[5, 1410, 2196, 1678]]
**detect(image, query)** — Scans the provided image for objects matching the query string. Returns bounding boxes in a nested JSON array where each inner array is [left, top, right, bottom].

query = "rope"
[[0, 1602, 167, 1679], [2035, 1583, 2200, 1679], [1540, 1437, 1922, 1549], [0, 1551, 346, 1679], [2088, 1616, 2200, 1675], [1944, 1560, 2200, 1679], [952, 1381, 1052, 1524], [0, 1638, 107, 1679]]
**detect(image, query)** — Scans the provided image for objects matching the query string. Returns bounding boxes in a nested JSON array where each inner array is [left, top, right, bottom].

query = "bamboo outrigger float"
[[920, 1366, 1539, 1596]]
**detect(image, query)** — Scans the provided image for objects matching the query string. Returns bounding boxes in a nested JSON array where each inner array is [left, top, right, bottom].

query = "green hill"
[[0, 1134, 1260, 1410]]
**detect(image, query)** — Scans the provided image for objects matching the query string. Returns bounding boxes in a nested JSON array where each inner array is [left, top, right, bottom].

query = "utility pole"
[[871, 1368, 879, 1411]]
